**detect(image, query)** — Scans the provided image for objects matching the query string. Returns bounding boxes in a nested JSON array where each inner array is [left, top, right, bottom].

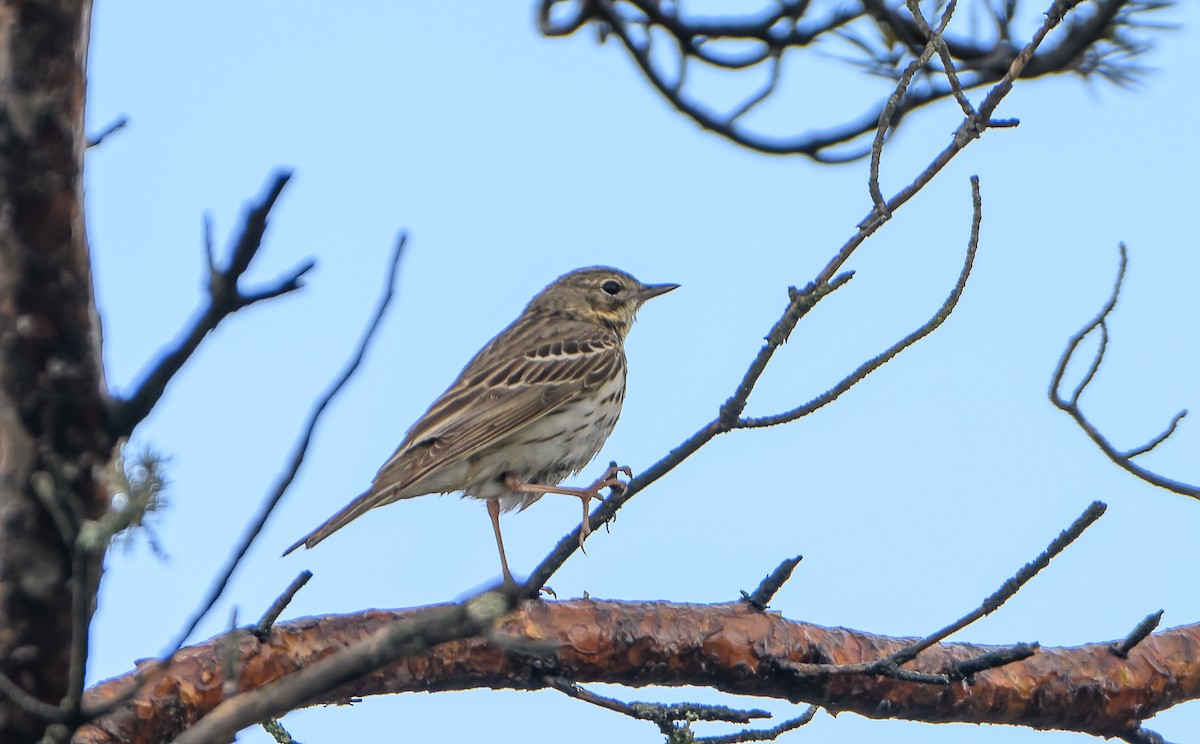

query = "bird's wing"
[[283, 330, 623, 555]]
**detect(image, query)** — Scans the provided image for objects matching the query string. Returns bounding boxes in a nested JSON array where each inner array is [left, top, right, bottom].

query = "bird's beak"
[[636, 282, 680, 302]]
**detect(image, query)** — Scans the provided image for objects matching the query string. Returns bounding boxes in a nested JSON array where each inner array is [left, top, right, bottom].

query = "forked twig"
[[1049, 244, 1198, 499]]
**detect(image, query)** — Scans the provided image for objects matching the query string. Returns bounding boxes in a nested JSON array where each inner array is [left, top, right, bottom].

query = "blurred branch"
[[538, 0, 1171, 160], [0, 1, 110, 739], [83, 234, 408, 724], [167, 234, 405, 648], [1049, 244, 1199, 499], [86, 115, 129, 149], [108, 170, 314, 437]]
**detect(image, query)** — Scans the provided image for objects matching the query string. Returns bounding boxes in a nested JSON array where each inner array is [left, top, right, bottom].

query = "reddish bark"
[[78, 600, 1200, 743]]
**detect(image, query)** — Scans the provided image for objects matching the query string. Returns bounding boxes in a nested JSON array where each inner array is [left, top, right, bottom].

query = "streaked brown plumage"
[[284, 266, 677, 582]]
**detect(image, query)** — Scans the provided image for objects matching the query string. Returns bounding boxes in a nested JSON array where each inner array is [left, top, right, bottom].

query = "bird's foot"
[[503, 465, 633, 551], [576, 463, 632, 550]]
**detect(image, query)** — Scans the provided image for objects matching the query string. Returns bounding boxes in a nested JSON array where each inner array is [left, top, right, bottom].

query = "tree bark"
[[0, 1, 105, 742], [78, 599, 1200, 743]]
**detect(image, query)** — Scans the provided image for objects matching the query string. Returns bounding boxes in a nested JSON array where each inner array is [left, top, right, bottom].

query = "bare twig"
[[86, 115, 129, 149], [261, 718, 300, 744], [521, 274, 852, 595], [0, 669, 66, 723], [537, 0, 1164, 160], [740, 175, 981, 430], [221, 608, 241, 700], [254, 572, 314, 641], [783, 501, 1105, 680], [697, 706, 818, 744], [1119, 725, 1173, 744], [869, 0, 960, 213], [84, 234, 407, 722], [1111, 610, 1164, 658], [526, 0, 1074, 593], [741, 556, 802, 611], [546, 675, 770, 738], [109, 171, 312, 436], [167, 234, 405, 652], [63, 547, 92, 719], [952, 644, 1039, 680], [1049, 244, 1200, 499]]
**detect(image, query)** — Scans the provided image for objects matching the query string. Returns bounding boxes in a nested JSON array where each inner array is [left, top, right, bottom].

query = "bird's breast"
[[464, 374, 626, 511]]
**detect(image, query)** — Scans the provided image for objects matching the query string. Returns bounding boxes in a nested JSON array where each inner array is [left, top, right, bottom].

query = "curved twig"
[[1049, 244, 1199, 500], [738, 175, 981, 430], [537, 0, 1166, 160]]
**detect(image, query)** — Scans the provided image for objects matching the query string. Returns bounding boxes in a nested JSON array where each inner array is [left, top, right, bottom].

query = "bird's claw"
[[577, 464, 632, 551]]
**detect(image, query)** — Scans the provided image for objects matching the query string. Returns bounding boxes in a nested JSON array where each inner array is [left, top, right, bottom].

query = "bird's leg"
[[487, 499, 515, 584], [504, 464, 632, 549]]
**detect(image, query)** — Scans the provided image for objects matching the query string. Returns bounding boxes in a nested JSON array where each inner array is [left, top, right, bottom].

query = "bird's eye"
[[601, 280, 623, 295]]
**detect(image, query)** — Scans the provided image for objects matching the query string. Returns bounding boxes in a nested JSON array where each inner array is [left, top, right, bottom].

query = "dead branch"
[[81, 235, 408, 724], [107, 171, 314, 436], [1050, 244, 1199, 499], [537, 0, 1168, 160]]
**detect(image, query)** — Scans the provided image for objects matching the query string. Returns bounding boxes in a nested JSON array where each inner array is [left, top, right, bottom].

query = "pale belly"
[[461, 376, 625, 511]]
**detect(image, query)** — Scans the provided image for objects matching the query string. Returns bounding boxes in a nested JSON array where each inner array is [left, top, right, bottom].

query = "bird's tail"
[[281, 489, 378, 557]]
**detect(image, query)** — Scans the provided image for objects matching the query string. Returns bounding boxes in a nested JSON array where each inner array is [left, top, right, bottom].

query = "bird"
[[284, 266, 678, 583]]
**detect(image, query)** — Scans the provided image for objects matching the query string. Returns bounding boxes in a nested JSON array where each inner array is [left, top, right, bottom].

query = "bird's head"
[[526, 266, 678, 336]]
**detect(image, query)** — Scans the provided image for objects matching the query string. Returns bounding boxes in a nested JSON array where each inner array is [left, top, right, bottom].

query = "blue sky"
[[84, 3, 1200, 742]]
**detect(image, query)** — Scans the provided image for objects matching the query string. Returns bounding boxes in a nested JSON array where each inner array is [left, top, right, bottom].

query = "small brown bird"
[[284, 266, 677, 582]]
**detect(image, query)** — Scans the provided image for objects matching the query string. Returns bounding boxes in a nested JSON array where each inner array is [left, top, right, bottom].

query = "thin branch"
[[869, 0, 959, 213], [784, 501, 1105, 679], [696, 706, 818, 744], [1122, 411, 1187, 458], [889, 500, 1105, 664], [526, 0, 1073, 592], [739, 175, 981, 429], [0, 669, 66, 723], [537, 0, 1162, 160], [254, 572, 314, 641], [1119, 725, 1173, 744], [221, 608, 241, 700], [817, 0, 1083, 286], [726, 51, 782, 124], [261, 718, 300, 744], [905, 0, 976, 118], [84, 234, 407, 722], [109, 171, 306, 436], [1049, 244, 1200, 499], [167, 234, 405, 651], [1111, 610, 1164, 658], [741, 556, 803, 611], [85, 115, 128, 149], [521, 274, 852, 595], [951, 644, 1039, 680], [63, 545, 92, 719], [546, 675, 770, 737]]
